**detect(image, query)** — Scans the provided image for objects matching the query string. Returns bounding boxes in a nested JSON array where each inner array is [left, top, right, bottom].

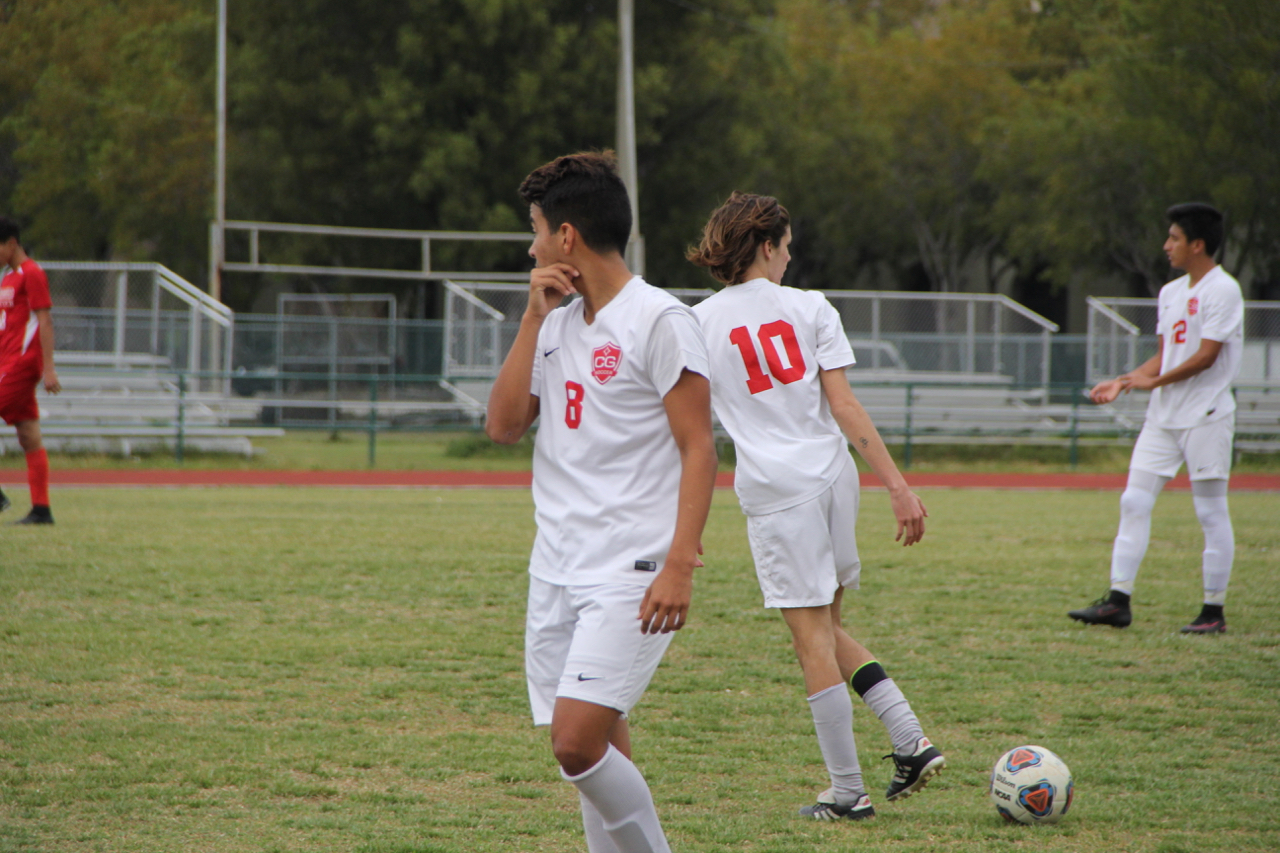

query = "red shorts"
[[0, 360, 41, 425]]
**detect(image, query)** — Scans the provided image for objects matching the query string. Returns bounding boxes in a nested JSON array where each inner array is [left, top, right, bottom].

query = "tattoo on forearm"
[[859, 437, 869, 448]]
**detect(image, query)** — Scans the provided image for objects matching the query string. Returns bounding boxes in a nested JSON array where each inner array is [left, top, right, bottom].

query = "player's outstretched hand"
[[638, 553, 702, 634], [527, 263, 579, 321], [891, 488, 927, 547], [1089, 378, 1125, 404]]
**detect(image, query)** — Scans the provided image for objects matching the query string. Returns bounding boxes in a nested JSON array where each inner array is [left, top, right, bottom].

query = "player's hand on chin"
[[528, 263, 579, 318], [638, 554, 701, 634]]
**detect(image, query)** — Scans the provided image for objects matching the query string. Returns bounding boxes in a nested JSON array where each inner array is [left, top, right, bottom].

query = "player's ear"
[[560, 222, 577, 254]]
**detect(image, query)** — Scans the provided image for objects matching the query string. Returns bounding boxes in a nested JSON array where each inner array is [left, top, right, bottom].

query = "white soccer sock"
[[807, 684, 864, 805], [861, 679, 925, 755], [1109, 471, 1167, 594], [579, 792, 623, 853], [562, 744, 671, 853], [1192, 482, 1233, 606]]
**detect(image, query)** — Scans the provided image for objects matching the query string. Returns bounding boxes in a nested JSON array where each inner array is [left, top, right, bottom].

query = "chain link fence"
[[443, 282, 1058, 390], [1086, 296, 1280, 384], [40, 262, 232, 389]]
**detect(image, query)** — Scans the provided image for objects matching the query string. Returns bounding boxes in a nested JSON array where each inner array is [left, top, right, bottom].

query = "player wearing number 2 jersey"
[[688, 193, 943, 822], [486, 152, 716, 853], [1069, 202, 1244, 634]]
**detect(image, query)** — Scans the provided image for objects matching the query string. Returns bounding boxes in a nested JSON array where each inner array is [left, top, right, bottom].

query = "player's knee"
[[15, 423, 42, 453], [1192, 496, 1231, 532], [1118, 487, 1156, 519], [551, 730, 605, 777]]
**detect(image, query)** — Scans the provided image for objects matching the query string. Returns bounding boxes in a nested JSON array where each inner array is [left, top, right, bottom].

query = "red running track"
[[1, 469, 1278, 490]]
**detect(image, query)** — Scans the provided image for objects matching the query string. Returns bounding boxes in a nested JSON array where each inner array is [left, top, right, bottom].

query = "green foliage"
[[2, 0, 1279, 308], [0, 487, 1277, 851]]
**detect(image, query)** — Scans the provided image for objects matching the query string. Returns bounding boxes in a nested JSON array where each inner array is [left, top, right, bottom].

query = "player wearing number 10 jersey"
[[689, 192, 944, 821], [487, 152, 716, 853]]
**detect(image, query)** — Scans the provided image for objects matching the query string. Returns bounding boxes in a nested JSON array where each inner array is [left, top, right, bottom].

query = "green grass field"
[[1, 487, 1277, 852]]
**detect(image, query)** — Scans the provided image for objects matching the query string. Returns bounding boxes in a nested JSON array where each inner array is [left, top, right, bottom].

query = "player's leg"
[[554, 698, 671, 853], [14, 418, 52, 524], [782, 604, 872, 819], [1070, 425, 1178, 626], [552, 584, 675, 853], [831, 589, 944, 801], [578, 717, 630, 853], [1180, 417, 1234, 634]]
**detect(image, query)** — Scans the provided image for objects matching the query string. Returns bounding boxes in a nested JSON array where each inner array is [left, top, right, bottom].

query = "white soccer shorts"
[[524, 577, 674, 726], [1130, 414, 1235, 481], [745, 459, 862, 609]]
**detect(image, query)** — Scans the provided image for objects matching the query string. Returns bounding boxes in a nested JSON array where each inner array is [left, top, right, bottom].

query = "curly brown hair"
[[518, 151, 632, 256], [686, 192, 790, 285]]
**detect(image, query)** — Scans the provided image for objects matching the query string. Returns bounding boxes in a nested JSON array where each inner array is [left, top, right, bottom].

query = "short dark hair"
[[0, 216, 20, 244], [687, 192, 791, 284], [1167, 202, 1224, 257], [519, 151, 632, 256]]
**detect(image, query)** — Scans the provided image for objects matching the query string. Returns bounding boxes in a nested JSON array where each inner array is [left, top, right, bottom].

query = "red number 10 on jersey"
[[729, 320, 806, 394]]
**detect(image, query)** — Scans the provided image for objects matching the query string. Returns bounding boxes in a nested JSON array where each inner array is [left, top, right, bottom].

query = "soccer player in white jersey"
[[486, 152, 717, 853], [1069, 202, 1244, 635], [687, 192, 943, 821]]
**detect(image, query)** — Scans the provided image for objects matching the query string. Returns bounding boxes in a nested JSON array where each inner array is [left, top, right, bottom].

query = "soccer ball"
[[989, 745, 1074, 825]]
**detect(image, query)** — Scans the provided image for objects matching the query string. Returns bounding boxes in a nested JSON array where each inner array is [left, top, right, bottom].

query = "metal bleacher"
[[0, 352, 282, 457]]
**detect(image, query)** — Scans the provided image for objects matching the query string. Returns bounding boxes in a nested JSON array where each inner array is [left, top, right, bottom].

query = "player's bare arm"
[[639, 369, 716, 635], [1090, 343, 1163, 404], [35, 309, 59, 394], [1124, 338, 1223, 392], [820, 367, 927, 546], [484, 264, 579, 443]]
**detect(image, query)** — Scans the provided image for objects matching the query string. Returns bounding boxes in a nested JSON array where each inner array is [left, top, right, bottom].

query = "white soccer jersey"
[[1147, 266, 1244, 429], [692, 278, 856, 516], [529, 277, 709, 587]]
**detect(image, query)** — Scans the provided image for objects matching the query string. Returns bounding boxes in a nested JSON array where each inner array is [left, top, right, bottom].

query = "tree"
[[0, 1, 214, 271]]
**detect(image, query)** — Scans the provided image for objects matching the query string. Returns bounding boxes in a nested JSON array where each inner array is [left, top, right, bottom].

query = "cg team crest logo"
[[1187, 296, 1199, 316], [591, 342, 622, 384]]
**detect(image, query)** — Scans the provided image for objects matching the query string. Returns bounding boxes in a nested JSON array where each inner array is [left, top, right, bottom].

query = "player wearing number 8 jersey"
[[688, 193, 943, 821], [486, 152, 716, 853]]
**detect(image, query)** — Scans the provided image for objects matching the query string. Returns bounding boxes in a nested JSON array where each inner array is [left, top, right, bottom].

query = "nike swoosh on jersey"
[[576, 673, 602, 681], [544, 347, 560, 357]]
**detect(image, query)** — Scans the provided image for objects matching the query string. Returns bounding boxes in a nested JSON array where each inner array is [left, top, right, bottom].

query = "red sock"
[[27, 448, 49, 507]]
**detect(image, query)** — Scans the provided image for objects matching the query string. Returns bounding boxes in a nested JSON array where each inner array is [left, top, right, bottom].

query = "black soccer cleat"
[[884, 736, 946, 801], [0, 488, 9, 513], [14, 506, 54, 525], [1180, 608, 1226, 635], [798, 790, 875, 821], [1068, 592, 1132, 628]]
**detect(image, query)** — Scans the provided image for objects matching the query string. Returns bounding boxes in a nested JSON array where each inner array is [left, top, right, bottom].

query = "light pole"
[[211, 0, 226, 303], [617, 0, 644, 275]]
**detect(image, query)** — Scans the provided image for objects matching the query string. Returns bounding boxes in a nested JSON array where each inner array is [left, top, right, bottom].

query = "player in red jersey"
[[0, 217, 59, 524]]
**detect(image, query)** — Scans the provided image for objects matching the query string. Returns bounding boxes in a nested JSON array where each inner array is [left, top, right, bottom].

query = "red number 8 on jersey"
[[729, 320, 807, 394], [564, 381, 584, 428]]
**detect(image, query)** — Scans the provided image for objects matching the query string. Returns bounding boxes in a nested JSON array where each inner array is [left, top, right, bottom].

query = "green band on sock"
[[850, 661, 888, 697]]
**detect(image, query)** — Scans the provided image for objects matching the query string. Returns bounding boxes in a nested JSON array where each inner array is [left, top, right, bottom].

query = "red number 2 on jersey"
[[728, 320, 807, 395], [1172, 319, 1187, 345]]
